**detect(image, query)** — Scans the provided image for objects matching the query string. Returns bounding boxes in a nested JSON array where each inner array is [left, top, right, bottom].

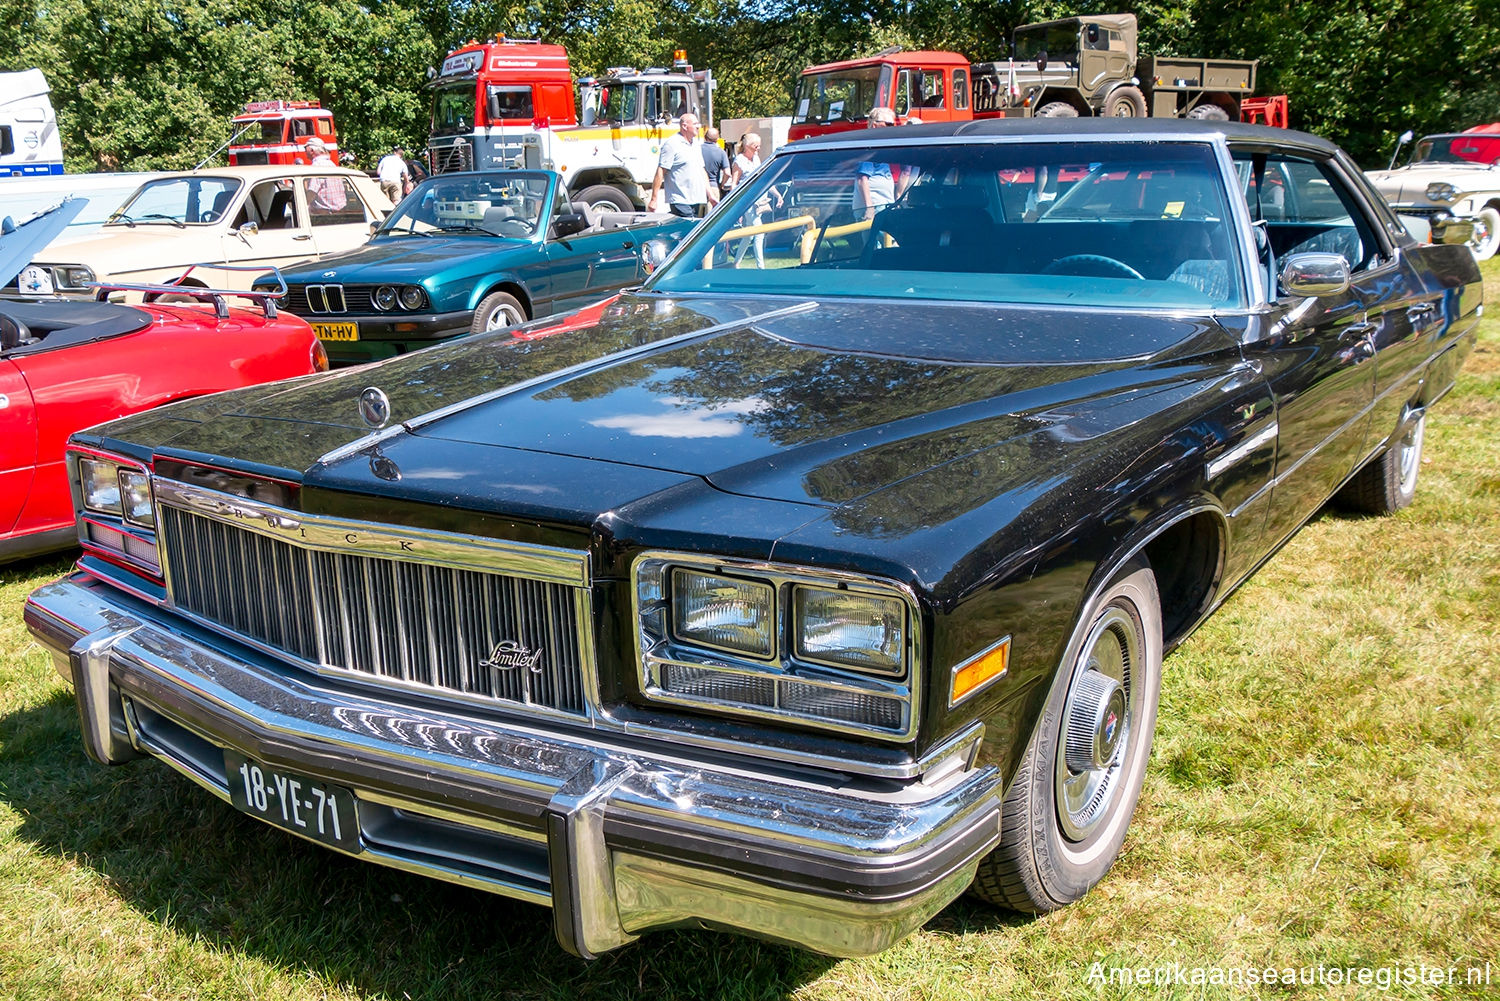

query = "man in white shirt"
[[648, 114, 709, 218], [377, 146, 410, 204]]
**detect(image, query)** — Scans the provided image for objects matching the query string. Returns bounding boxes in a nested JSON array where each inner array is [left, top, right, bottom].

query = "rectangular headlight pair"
[[639, 557, 917, 740], [79, 456, 155, 527], [671, 568, 905, 674]]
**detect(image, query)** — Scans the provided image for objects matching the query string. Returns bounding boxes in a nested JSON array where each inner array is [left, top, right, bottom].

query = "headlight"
[[398, 285, 425, 310], [119, 469, 155, 527], [79, 457, 123, 515], [794, 587, 905, 674], [62, 266, 96, 288], [1425, 182, 1459, 203], [671, 569, 774, 657], [636, 555, 917, 740], [373, 285, 397, 310]]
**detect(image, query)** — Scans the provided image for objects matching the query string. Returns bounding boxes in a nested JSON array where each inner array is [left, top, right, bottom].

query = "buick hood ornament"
[[358, 386, 391, 428]]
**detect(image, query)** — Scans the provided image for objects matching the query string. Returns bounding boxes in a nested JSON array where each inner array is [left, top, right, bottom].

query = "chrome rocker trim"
[[26, 574, 1003, 959]]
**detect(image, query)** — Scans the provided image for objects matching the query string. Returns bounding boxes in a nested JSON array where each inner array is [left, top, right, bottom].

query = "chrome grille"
[[283, 285, 377, 315], [429, 142, 473, 174], [305, 284, 348, 313], [158, 503, 588, 715]]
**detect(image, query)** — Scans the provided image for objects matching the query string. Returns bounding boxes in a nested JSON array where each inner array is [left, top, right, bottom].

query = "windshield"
[[1411, 134, 1500, 166], [431, 84, 476, 136], [230, 121, 285, 145], [108, 176, 243, 226], [792, 66, 887, 126], [378, 171, 550, 238], [647, 140, 1243, 309], [1014, 25, 1081, 61]]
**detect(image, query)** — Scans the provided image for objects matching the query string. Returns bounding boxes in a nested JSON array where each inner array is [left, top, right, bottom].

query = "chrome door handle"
[[293, 234, 312, 241], [1407, 303, 1437, 323], [1339, 321, 1376, 342]]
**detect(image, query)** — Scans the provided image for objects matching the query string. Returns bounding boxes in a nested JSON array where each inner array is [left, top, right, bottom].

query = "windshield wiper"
[[111, 215, 137, 227], [434, 223, 497, 235], [137, 213, 186, 228]]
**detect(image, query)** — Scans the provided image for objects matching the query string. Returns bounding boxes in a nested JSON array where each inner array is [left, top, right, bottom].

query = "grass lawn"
[[1, 259, 1496, 1000]]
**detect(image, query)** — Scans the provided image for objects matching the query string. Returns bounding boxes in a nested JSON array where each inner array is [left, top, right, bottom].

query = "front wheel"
[[1104, 86, 1146, 118], [1187, 103, 1231, 121], [1037, 101, 1080, 118], [970, 559, 1163, 912], [470, 290, 528, 334], [1469, 205, 1500, 261]]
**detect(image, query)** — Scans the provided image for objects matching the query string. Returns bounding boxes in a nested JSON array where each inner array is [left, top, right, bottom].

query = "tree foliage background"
[[3, 0, 1497, 171]]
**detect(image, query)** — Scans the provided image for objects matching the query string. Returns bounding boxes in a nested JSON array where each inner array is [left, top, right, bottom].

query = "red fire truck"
[[228, 100, 342, 166], [426, 37, 577, 174]]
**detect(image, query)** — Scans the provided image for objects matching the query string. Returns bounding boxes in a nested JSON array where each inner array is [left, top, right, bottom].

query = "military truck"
[[972, 14, 1257, 120]]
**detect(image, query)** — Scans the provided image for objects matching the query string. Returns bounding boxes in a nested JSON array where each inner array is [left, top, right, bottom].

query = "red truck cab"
[[428, 37, 577, 173], [228, 101, 341, 166], [788, 51, 973, 140]]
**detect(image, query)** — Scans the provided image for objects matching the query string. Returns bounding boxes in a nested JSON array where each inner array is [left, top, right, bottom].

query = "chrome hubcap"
[[1397, 416, 1424, 494], [484, 305, 523, 330], [1056, 606, 1139, 841]]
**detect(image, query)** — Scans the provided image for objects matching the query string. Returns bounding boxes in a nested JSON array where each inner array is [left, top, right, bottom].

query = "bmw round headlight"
[[1425, 182, 1459, 203], [671, 568, 774, 658], [398, 285, 425, 310], [79, 458, 123, 515], [373, 286, 398, 310]]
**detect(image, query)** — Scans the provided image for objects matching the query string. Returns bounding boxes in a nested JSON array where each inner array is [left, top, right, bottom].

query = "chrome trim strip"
[[1206, 421, 1279, 480], [153, 477, 590, 587], [315, 300, 820, 466]]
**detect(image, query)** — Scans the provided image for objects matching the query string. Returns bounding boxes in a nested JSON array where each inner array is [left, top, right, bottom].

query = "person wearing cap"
[[378, 145, 410, 203]]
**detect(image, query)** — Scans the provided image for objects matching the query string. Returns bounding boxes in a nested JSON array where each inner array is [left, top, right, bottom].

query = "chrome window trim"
[[631, 550, 922, 743]]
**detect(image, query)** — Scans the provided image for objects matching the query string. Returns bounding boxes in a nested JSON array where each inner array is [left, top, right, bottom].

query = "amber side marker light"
[[950, 636, 1011, 707]]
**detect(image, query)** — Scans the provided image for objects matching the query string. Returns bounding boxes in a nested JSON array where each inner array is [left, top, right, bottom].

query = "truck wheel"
[[1037, 102, 1079, 118], [1468, 205, 1500, 261], [970, 558, 1162, 913], [1334, 410, 1425, 515], [577, 184, 634, 214], [470, 291, 528, 334], [1104, 86, 1146, 118], [1187, 103, 1230, 121]]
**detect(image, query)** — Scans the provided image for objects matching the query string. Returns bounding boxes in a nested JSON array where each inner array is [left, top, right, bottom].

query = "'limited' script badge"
[[480, 640, 545, 674]]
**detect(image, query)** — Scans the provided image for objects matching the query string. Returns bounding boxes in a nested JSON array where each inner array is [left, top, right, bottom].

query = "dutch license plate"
[[311, 321, 359, 342], [225, 750, 360, 852]]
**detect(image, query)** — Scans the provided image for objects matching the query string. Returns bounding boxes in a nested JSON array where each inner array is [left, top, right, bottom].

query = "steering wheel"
[[1043, 254, 1145, 280], [496, 218, 535, 237]]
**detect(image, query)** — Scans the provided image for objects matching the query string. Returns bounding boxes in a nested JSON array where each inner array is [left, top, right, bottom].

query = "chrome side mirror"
[[1279, 252, 1351, 298], [238, 221, 260, 236], [641, 239, 672, 274]]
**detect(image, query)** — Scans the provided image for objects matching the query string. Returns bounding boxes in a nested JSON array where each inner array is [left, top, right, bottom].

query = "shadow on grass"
[[0, 693, 857, 1000]]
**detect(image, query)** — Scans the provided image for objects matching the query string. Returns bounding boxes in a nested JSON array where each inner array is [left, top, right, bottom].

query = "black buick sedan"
[[26, 120, 1481, 958]]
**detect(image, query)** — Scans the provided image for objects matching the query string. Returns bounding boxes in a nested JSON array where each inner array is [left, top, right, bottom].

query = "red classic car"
[[1, 200, 328, 561]]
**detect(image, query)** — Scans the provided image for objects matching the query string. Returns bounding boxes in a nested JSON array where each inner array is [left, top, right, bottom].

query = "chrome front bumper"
[[25, 574, 1003, 958]]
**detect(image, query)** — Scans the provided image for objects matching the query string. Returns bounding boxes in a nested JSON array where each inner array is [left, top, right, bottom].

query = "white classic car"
[[1365, 129, 1500, 260], [7, 164, 392, 299]]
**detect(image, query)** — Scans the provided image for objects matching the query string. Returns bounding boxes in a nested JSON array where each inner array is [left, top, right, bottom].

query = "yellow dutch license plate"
[[311, 321, 359, 342]]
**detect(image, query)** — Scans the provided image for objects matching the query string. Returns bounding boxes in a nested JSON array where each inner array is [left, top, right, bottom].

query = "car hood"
[[31, 224, 199, 269], [0, 197, 86, 284], [93, 293, 1238, 519], [1366, 162, 1500, 202], [281, 235, 531, 284]]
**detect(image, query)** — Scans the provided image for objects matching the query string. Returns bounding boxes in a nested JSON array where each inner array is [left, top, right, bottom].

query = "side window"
[[643, 84, 661, 121], [487, 85, 534, 121], [315, 119, 334, 137], [1236, 152, 1380, 273], [953, 69, 969, 111], [303, 177, 366, 225], [919, 70, 945, 109], [291, 119, 312, 138], [893, 70, 912, 116], [0, 125, 12, 156], [251, 180, 301, 230], [666, 85, 690, 119]]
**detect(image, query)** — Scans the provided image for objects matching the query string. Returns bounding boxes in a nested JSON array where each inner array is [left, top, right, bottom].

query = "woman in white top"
[[730, 133, 778, 268]]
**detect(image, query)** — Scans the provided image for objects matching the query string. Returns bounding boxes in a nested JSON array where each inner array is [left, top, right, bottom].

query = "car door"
[[301, 174, 375, 258], [1232, 148, 1399, 546], [544, 224, 644, 311], [223, 179, 319, 272]]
